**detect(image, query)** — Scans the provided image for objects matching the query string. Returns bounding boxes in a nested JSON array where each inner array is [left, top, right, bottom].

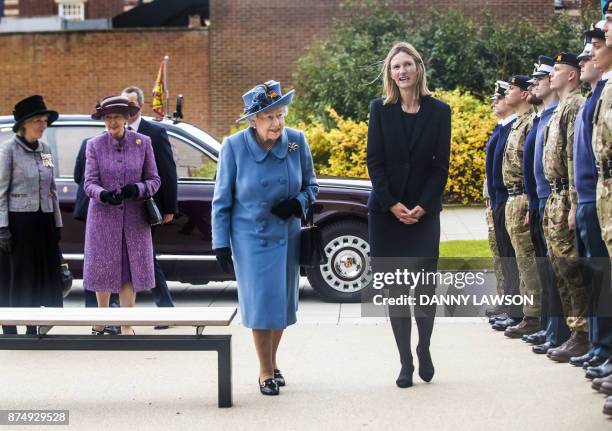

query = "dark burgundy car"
[[0, 115, 372, 302]]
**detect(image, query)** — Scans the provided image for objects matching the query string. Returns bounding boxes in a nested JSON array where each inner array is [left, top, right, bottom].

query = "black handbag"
[[145, 192, 163, 227], [60, 261, 73, 299], [299, 204, 326, 268]]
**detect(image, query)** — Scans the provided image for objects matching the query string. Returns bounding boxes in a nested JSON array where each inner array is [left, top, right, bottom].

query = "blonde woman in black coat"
[[366, 42, 451, 388]]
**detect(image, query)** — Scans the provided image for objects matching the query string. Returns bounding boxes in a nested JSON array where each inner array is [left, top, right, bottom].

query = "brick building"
[[0, 0, 591, 137]]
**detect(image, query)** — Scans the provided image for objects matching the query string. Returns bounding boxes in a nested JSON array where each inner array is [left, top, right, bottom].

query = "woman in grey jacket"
[[0, 95, 64, 335]]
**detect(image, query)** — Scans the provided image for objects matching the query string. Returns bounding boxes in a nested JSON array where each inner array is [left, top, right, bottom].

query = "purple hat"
[[91, 95, 140, 120]]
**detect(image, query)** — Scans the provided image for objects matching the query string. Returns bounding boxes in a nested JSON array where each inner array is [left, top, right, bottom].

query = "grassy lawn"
[[439, 240, 493, 270], [440, 240, 492, 258]]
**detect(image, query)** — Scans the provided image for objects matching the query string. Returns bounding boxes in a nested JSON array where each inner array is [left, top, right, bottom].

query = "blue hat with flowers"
[[236, 80, 295, 123]]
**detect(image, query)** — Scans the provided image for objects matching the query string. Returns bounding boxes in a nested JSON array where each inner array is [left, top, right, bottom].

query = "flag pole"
[[163, 55, 169, 118]]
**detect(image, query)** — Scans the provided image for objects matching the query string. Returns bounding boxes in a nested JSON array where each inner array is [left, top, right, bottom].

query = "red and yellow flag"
[[152, 56, 168, 118]]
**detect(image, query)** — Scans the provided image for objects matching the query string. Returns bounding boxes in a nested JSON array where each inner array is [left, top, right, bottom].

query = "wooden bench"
[[0, 307, 237, 408]]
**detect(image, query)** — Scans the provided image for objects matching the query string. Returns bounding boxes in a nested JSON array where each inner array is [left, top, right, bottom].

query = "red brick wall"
[[17, 0, 128, 18], [208, 0, 555, 137], [6, 0, 559, 139], [86, 0, 125, 19], [18, 0, 56, 17], [0, 29, 210, 131]]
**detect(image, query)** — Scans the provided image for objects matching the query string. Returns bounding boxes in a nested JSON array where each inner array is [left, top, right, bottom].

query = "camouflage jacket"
[[502, 111, 534, 188], [543, 88, 585, 204], [592, 79, 612, 167]]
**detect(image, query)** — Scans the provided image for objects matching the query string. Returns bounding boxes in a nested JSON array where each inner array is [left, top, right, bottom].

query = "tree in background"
[[293, 1, 592, 123]]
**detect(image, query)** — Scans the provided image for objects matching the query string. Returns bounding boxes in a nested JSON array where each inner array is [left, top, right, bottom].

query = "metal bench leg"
[[217, 337, 232, 408]]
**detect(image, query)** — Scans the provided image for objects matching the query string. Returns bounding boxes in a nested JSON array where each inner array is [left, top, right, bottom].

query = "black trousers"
[[575, 202, 612, 358], [493, 201, 522, 318], [529, 206, 550, 329], [151, 225, 174, 307]]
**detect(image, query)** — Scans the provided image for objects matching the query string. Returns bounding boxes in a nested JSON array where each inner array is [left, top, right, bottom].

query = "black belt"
[[597, 159, 612, 180], [549, 178, 569, 193], [507, 183, 525, 196]]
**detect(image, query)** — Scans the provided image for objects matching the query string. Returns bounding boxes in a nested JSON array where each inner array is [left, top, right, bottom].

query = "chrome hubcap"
[[320, 235, 371, 293]]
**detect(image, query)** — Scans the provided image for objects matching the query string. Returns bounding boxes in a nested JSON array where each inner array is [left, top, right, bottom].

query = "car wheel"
[[306, 220, 371, 303]]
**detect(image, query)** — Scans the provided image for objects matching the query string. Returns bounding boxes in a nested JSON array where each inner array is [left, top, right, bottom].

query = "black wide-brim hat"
[[91, 95, 140, 120], [12, 95, 59, 133]]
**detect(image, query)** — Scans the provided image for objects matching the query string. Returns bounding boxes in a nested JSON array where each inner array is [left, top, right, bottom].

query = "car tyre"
[[306, 220, 371, 303]]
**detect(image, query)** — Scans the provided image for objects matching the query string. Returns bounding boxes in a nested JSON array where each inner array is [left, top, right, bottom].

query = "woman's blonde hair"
[[381, 42, 430, 105]]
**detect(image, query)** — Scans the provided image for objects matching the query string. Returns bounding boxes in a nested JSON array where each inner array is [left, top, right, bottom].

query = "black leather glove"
[[214, 247, 234, 274], [271, 198, 302, 220], [100, 190, 123, 206], [0, 228, 12, 253], [120, 184, 139, 200]]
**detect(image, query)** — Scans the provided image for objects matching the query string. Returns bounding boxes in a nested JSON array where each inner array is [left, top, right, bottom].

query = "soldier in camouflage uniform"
[[590, 2, 612, 412], [543, 52, 590, 362], [502, 75, 542, 338], [595, 5, 612, 257], [484, 92, 505, 308]]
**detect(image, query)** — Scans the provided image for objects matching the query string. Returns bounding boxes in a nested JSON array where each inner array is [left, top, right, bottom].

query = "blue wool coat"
[[212, 127, 318, 329]]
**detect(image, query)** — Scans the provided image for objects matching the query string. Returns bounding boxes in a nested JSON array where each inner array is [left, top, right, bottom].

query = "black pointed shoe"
[[396, 364, 414, 388], [416, 346, 435, 382], [273, 369, 285, 387], [259, 378, 279, 396]]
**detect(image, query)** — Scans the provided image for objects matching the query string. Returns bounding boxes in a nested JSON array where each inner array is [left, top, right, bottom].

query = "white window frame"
[[57, 1, 85, 21]]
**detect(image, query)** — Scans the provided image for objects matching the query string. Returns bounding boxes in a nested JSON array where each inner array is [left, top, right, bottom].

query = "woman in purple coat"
[[83, 95, 160, 336]]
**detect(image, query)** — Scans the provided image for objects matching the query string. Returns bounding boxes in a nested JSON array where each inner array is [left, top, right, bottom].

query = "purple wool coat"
[[83, 130, 160, 293]]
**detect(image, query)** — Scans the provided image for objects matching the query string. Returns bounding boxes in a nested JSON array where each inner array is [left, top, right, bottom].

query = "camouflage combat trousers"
[[505, 194, 541, 318], [543, 190, 588, 332], [486, 206, 504, 296], [597, 178, 612, 257]]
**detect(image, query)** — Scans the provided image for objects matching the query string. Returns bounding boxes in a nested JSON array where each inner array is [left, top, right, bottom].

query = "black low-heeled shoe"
[[274, 369, 285, 387], [259, 377, 279, 396], [396, 364, 414, 388]]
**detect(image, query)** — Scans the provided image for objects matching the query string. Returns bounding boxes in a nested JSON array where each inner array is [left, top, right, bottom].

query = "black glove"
[[214, 247, 234, 274], [0, 228, 12, 253], [271, 198, 302, 220], [120, 184, 139, 200], [100, 190, 123, 206]]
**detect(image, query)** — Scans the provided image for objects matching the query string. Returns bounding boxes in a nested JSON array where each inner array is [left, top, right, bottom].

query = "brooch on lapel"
[[136, 138, 142, 145], [41, 153, 54, 168], [288, 142, 299, 153]]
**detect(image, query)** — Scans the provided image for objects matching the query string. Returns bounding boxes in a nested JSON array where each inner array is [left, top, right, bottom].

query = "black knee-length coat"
[[366, 95, 451, 258]]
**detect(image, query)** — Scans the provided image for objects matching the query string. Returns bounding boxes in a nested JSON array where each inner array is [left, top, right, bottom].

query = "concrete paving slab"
[[0, 322, 608, 431]]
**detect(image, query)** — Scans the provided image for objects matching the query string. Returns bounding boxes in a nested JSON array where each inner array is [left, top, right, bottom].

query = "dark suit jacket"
[[73, 138, 89, 221], [366, 95, 451, 214], [137, 119, 178, 215], [72, 119, 178, 221]]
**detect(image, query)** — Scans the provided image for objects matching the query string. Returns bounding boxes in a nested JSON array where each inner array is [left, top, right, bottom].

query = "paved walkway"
[[0, 283, 608, 430], [0, 320, 607, 430], [440, 206, 487, 241]]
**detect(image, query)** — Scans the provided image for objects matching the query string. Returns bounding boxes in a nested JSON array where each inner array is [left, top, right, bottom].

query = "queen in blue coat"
[[212, 80, 318, 396]]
